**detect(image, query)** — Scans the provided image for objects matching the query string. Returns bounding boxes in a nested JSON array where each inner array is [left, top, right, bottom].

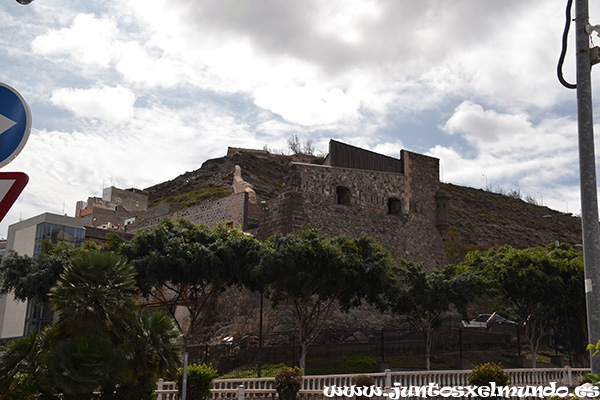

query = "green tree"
[[176, 363, 218, 400], [390, 261, 483, 370], [116, 218, 263, 344], [46, 251, 142, 399], [552, 245, 587, 348], [118, 309, 182, 399], [0, 240, 78, 303], [0, 331, 56, 400], [48, 250, 138, 338], [0, 250, 182, 399], [461, 244, 583, 367], [254, 227, 394, 371], [443, 225, 477, 264]]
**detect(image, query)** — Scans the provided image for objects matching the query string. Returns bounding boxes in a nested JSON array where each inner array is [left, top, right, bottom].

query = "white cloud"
[[114, 42, 194, 89], [442, 101, 533, 147], [430, 101, 580, 212], [442, 101, 576, 158], [50, 85, 136, 122], [254, 85, 361, 126], [31, 13, 118, 69]]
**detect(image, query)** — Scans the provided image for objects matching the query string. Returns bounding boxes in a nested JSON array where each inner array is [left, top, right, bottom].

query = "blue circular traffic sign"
[[0, 82, 31, 168]]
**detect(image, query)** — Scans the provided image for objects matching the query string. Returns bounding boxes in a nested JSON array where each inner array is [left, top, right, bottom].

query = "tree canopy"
[[0, 249, 182, 400], [254, 226, 394, 371], [390, 261, 484, 370], [0, 240, 78, 303], [115, 218, 263, 344], [461, 244, 584, 367]]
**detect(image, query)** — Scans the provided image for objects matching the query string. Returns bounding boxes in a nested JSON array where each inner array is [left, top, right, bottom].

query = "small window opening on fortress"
[[388, 198, 402, 215], [336, 186, 351, 205]]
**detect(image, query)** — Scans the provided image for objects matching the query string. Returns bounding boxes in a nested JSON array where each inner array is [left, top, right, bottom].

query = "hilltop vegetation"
[[144, 149, 581, 253]]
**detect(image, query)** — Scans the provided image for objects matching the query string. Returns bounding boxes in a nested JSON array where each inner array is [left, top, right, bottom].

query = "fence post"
[[567, 366, 573, 387], [385, 369, 392, 388], [157, 378, 164, 400], [237, 385, 245, 400]]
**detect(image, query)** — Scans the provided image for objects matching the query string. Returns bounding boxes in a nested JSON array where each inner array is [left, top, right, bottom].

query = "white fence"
[[155, 367, 591, 399]]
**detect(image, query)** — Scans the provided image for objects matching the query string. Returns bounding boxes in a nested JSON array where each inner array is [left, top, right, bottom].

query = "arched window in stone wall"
[[336, 186, 351, 205], [388, 198, 402, 215]]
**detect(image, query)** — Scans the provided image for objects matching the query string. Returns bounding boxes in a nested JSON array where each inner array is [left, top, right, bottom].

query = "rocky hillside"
[[145, 149, 582, 252], [444, 183, 581, 251], [146, 149, 322, 207]]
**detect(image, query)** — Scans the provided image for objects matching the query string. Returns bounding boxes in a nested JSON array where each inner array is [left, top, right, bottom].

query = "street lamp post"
[[543, 213, 572, 246]]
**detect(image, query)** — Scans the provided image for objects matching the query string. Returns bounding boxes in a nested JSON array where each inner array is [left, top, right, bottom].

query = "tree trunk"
[[528, 337, 538, 368], [425, 327, 432, 371], [299, 341, 308, 372], [297, 314, 308, 372]]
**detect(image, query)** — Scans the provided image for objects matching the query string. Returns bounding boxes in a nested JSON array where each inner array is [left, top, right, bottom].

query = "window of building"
[[24, 301, 54, 335], [388, 198, 402, 215], [27, 222, 86, 335], [336, 186, 351, 205], [34, 222, 85, 256]]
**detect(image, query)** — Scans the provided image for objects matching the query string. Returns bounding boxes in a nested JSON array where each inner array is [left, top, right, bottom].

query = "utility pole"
[[575, 0, 600, 375]]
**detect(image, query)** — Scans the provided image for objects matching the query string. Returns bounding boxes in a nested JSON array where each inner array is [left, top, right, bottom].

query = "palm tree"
[[0, 249, 182, 399], [48, 250, 138, 339], [117, 310, 182, 399]]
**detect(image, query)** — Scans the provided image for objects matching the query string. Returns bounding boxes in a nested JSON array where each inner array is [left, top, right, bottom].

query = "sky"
[[0, 0, 599, 237]]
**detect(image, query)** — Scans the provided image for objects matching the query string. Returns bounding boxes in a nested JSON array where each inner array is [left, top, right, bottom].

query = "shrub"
[[177, 363, 219, 400], [353, 374, 376, 386], [468, 362, 510, 387], [353, 375, 376, 400], [583, 340, 600, 385], [275, 367, 303, 400]]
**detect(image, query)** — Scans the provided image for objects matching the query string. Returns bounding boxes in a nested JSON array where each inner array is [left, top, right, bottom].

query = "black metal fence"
[[185, 320, 566, 376]]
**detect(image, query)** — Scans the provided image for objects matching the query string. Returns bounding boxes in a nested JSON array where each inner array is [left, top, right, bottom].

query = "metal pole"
[[182, 352, 189, 400], [258, 293, 263, 377], [381, 328, 385, 363], [517, 325, 521, 357], [575, 0, 600, 375], [556, 215, 561, 245], [459, 328, 463, 360]]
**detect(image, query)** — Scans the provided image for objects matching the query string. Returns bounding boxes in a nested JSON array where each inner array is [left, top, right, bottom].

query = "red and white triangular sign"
[[0, 172, 28, 222]]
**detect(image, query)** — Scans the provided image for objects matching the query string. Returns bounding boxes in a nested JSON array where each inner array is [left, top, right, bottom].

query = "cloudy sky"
[[0, 0, 598, 237]]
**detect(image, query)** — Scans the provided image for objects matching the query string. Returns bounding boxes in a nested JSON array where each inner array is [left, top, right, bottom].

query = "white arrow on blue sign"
[[0, 82, 31, 168]]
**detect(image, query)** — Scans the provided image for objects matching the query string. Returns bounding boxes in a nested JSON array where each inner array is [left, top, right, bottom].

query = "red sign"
[[0, 172, 28, 222]]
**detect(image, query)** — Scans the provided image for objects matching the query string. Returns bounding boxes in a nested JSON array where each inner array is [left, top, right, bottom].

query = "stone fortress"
[[68, 138, 583, 348], [255, 140, 449, 267], [75, 139, 450, 268]]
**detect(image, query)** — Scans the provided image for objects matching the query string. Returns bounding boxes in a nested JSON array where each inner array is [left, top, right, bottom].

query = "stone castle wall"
[[129, 192, 247, 233], [258, 151, 447, 268], [174, 192, 247, 229]]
